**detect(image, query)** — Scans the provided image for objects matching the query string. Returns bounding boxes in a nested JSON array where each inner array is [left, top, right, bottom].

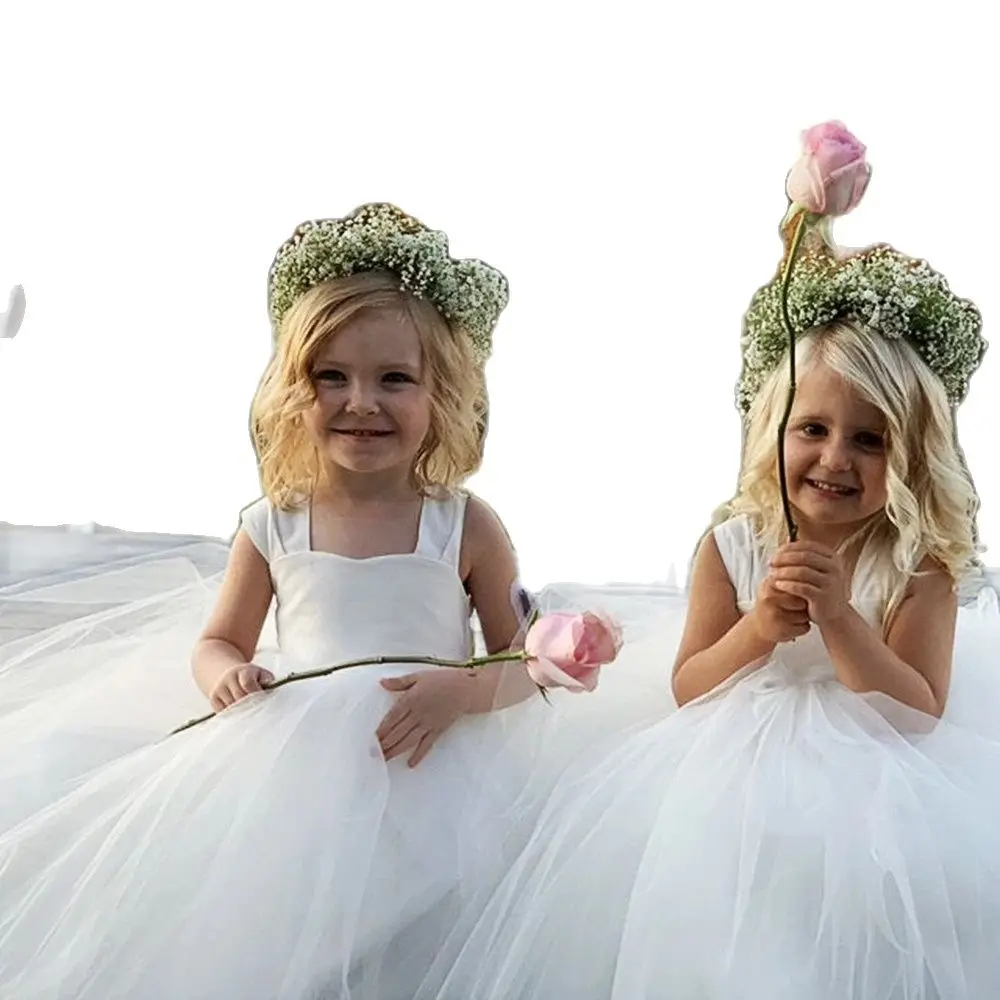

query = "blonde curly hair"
[[720, 320, 979, 628], [251, 271, 487, 507]]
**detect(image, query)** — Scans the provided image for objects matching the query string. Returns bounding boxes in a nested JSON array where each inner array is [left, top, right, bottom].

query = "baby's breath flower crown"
[[267, 203, 509, 363], [738, 225, 986, 418]]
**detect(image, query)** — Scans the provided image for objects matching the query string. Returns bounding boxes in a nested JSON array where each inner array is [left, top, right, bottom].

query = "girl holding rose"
[[415, 126, 1000, 1000], [0, 206, 627, 999]]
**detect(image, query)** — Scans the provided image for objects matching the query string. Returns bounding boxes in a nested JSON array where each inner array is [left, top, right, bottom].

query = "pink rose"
[[524, 612, 622, 693], [785, 121, 871, 217]]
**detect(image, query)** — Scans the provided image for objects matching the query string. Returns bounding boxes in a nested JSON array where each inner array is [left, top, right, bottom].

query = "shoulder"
[[711, 514, 756, 547], [458, 492, 516, 578], [237, 496, 274, 554], [692, 526, 737, 590], [239, 495, 273, 524], [237, 495, 307, 560], [709, 514, 762, 574], [905, 555, 958, 603], [462, 491, 513, 544], [886, 554, 957, 642]]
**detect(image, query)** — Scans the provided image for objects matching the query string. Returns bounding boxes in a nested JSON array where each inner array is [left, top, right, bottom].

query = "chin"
[[325, 446, 409, 476], [791, 501, 883, 537]]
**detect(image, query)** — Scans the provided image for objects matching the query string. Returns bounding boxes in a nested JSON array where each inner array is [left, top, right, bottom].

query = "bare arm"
[[671, 533, 776, 707], [820, 558, 955, 717], [191, 530, 274, 700], [460, 495, 539, 713]]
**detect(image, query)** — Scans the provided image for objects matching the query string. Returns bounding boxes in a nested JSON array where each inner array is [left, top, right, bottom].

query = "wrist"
[[457, 668, 486, 714], [743, 610, 779, 659], [815, 601, 858, 635]]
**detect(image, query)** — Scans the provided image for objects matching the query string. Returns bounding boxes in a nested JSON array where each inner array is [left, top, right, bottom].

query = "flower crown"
[[267, 203, 510, 363], [738, 129, 986, 418]]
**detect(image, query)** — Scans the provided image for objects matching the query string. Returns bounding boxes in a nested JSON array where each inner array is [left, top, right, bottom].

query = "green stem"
[[169, 649, 529, 737], [776, 210, 810, 544]]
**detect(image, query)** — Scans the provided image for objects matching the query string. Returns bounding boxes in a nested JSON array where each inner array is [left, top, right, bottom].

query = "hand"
[[750, 572, 812, 645], [768, 541, 851, 627], [376, 669, 476, 768], [209, 663, 275, 713]]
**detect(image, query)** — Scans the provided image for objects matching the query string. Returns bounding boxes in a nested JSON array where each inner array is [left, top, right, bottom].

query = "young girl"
[[413, 139, 1000, 1000], [0, 204, 634, 999]]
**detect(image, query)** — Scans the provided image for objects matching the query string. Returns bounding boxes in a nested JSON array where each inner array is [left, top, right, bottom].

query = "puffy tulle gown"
[[0, 492, 674, 1000], [414, 515, 1000, 1000]]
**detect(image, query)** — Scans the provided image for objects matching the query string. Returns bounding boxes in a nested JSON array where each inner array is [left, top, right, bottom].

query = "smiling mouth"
[[805, 478, 859, 497], [332, 429, 392, 438]]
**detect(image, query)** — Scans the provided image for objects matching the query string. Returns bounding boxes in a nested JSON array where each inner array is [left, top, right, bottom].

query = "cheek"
[[301, 398, 328, 436], [854, 450, 887, 498], [866, 459, 889, 496], [397, 394, 433, 435], [783, 438, 812, 471]]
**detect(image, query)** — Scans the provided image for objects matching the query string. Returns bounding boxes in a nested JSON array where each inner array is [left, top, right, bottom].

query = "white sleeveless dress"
[[0, 491, 633, 1000], [415, 516, 1000, 1000]]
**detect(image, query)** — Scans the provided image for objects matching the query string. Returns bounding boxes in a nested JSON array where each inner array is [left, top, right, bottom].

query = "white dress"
[[415, 516, 1000, 1000], [0, 492, 669, 1000]]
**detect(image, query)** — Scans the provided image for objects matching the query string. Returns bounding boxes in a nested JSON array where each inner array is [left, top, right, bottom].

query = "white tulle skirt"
[[413, 590, 1000, 1000], [0, 554, 678, 999]]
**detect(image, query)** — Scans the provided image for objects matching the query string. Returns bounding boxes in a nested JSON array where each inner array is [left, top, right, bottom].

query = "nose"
[[819, 434, 852, 472], [345, 380, 379, 415]]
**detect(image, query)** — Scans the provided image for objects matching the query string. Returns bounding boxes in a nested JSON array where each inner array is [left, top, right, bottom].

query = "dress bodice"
[[239, 492, 473, 670], [713, 516, 882, 682]]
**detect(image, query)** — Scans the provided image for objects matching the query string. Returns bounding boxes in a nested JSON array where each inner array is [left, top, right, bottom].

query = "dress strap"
[[238, 498, 310, 562], [712, 516, 765, 611], [414, 491, 468, 570]]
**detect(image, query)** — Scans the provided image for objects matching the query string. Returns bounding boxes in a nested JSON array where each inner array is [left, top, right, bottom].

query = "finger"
[[771, 579, 816, 601], [765, 575, 807, 603], [241, 671, 263, 693], [376, 704, 413, 742], [771, 549, 829, 571], [380, 674, 419, 691], [229, 679, 251, 704], [214, 692, 236, 712], [770, 583, 807, 606], [379, 713, 420, 751], [382, 722, 423, 760], [771, 565, 826, 587], [774, 595, 809, 614], [408, 730, 438, 768]]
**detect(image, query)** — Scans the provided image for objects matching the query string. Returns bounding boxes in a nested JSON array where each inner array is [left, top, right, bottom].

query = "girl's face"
[[784, 363, 888, 542], [303, 307, 432, 482]]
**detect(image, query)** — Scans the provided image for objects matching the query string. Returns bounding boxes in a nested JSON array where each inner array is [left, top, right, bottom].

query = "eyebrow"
[[310, 359, 422, 371]]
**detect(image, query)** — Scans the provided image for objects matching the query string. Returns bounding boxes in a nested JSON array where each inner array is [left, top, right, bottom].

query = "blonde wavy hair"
[[251, 271, 487, 507], [719, 320, 979, 628]]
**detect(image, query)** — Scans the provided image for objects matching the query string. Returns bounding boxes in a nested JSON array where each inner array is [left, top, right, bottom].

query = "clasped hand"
[[767, 540, 851, 629]]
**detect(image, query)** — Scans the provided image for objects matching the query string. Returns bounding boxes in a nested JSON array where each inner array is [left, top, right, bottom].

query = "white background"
[[0, 0, 995, 588]]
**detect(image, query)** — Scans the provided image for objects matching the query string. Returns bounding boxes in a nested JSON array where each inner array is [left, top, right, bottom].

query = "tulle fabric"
[[9, 534, 998, 999], [414, 590, 1000, 1000], [0, 549, 681, 999]]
